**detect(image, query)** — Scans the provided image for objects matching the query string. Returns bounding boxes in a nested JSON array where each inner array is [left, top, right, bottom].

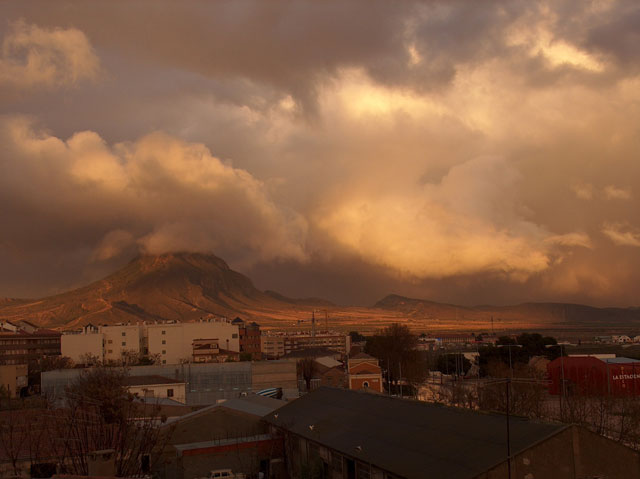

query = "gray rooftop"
[[265, 387, 567, 479], [166, 394, 284, 425], [604, 357, 640, 364]]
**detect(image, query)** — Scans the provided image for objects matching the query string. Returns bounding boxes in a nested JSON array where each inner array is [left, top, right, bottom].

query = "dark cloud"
[[1, 1, 640, 307]]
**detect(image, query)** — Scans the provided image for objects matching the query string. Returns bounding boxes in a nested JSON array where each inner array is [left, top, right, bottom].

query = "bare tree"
[[47, 366, 172, 476], [298, 358, 318, 392]]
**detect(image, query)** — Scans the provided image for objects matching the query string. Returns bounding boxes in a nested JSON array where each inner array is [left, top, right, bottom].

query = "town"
[[2, 315, 640, 478]]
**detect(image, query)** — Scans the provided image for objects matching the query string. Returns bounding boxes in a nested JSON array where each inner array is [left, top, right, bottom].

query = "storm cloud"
[[1, 0, 640, 306]]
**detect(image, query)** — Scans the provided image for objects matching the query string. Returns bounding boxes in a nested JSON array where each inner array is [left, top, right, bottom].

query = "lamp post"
[[497, 344, 523, 378], [546, 344, 565, 421]]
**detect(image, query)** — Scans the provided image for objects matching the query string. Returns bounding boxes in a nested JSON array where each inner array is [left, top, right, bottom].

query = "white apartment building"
[[102, 324, 144, 363], [62, 318, 240, 366], [61, 332, 104, 364], [145, 318, 239, 365]]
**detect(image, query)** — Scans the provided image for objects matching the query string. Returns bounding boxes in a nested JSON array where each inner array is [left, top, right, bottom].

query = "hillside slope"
[[0, 253, 303, 328]]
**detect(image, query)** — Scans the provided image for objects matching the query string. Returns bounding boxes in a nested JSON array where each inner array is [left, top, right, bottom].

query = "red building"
[[548, 356, 640, 396], [232, 317, 261, 360], [348, 353, 383, 392]]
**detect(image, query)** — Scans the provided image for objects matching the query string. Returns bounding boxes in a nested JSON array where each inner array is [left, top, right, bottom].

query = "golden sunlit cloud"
[[602, 223, 640, 247], [0, 21, 99, 89], [1, 117, 309, 266], [604, 185, 631, 200]]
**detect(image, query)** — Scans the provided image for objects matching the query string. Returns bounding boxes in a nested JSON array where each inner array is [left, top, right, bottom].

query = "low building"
[[192, 338, 239, 363], [265, 387, 640, 479], [548, 356, 640, 396], [122, 375, 187, 404], [612, 335, 632, 344], [347, 353, 383, 392], [156, 395, 286, 479]]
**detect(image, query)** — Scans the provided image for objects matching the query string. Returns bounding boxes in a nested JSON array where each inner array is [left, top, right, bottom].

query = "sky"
[[1, 0, 639, 307]]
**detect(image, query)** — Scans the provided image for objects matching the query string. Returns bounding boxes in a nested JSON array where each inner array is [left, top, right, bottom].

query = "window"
[[363, 381, 369, 388], [167, 388, 174, 397], [107, 339, 113, 344], [162, 360, 166, 364], [122, 332, 126, 336], [122, 342, 126, 346], [161, 330, 166, 335], [162, 340, 166, 345], [232, 333, 238, 338], [108, 350, 113, 354], [162, 350, 166, 354]]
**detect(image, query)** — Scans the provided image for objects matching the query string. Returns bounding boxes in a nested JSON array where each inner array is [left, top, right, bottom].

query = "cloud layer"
[[0, 21, 98, 90], [1, 1, 640, 307]]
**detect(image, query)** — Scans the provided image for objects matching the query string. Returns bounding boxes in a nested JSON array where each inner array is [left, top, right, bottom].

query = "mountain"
[[374, 294, 640, 332], [0, 253, 314, 328], [3, 256, 640, 334]]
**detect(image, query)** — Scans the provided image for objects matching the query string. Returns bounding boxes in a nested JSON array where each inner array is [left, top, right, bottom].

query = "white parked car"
[[197, 469, 246, 479]]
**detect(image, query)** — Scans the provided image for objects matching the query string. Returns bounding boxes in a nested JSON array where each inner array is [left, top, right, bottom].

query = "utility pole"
[[506, 379, 511, 479]]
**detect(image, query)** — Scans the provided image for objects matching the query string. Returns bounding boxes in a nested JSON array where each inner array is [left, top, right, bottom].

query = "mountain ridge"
[[2, 254, 640, 333]]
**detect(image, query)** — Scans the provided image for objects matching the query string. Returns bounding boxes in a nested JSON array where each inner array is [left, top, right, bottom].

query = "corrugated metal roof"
[[265, 387, 566, 479], [166, 394, 283, 425], [604, 357, 640, 364], [122, 375, 184, 386]]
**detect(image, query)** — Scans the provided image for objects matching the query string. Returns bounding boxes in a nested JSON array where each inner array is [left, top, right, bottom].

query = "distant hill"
[[0, 253, 316, 328], [374, 294, 640, 331], [2, 256, 640, 334]]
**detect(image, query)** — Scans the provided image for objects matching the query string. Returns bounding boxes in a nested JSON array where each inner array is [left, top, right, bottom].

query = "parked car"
[[197, 469, 246, 479]]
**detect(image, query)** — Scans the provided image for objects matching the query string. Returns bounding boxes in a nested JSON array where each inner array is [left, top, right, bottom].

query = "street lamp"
[[497, 344, 523, 378], [546, 344, 566, 421]]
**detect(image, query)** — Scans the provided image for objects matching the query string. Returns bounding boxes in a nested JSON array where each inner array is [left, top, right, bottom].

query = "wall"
[[61, 332, 104, 364], [0, 363, 28, 397], [252, 361, 298, 397], [101, 324, 142, 363], [479, 425, 640, 479], [571, 426, 640, 478], [127, 382, 186, 404], [43, 360, 297, 405]]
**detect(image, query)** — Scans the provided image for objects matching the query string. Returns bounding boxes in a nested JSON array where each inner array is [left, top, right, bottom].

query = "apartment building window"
[[161, 330, 166, 335], [122, 332, 126, 336], [162, 340, 166, 345], [162, 350, 166, 354], [167, 389, 174, 397], [107, 339, 113, 344], [232, 333, 238, 338], [162, 360, 166, 364], [108, 350, 113, 354], [122, 342, 126, 346], [356, 462, 371, 479]]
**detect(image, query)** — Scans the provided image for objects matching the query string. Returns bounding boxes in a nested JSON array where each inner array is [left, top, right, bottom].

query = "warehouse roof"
[[122, 375, 184, 386], [265, 387, 567, 479]]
